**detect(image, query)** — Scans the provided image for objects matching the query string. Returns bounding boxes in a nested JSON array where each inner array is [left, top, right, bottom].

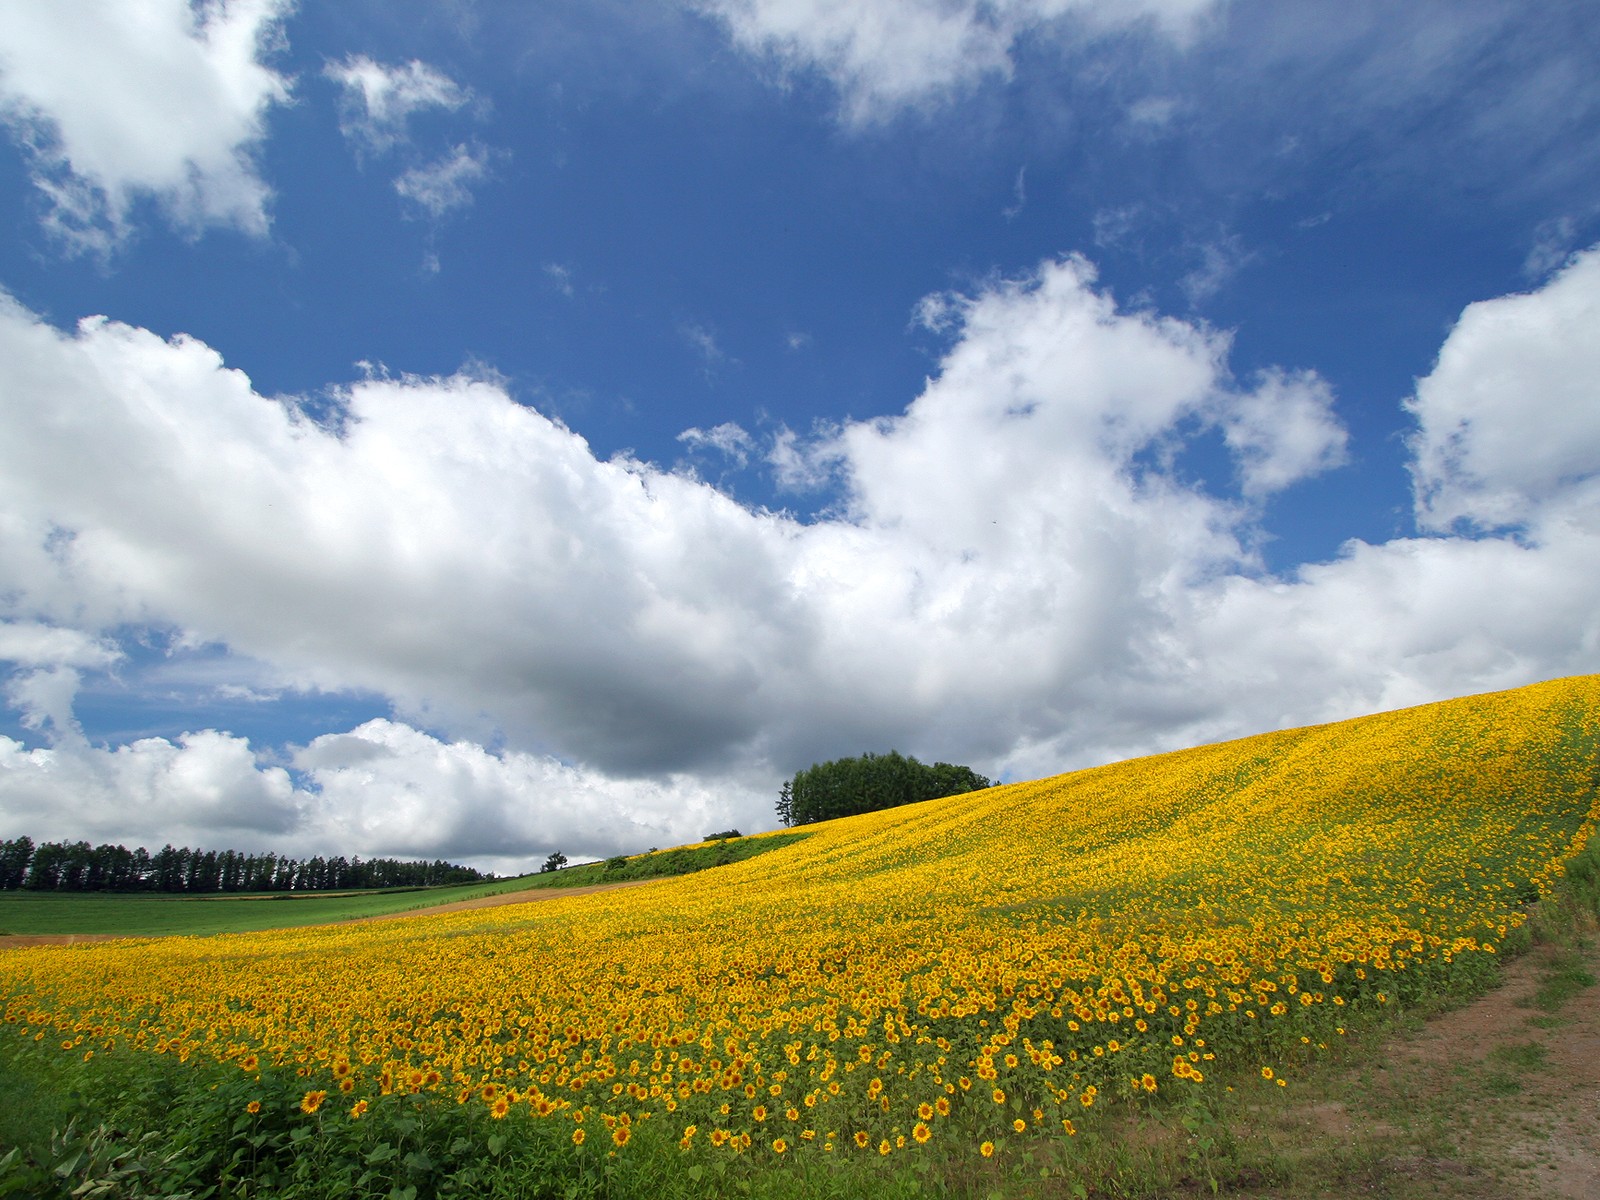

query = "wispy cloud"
[[325, 56, 472, 155], [395, 143, 494, 219]]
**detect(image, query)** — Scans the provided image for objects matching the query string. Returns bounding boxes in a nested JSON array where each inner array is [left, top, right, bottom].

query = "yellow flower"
[[772, 1138, 788, 1154], [349, 1099, 369, 1119], [246, 1100, 261, 1115], [572, 1128, 585, 1146], [980, 1141, 995, 1158], [913, 1122, 931, 1144], [300, 1090, 326, 1114]]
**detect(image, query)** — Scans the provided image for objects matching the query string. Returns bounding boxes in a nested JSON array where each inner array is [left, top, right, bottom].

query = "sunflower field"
[[2, 675, 1597, 1194]]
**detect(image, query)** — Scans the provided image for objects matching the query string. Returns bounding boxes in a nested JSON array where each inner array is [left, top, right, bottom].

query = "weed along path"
[[0, 879, 652, 949]]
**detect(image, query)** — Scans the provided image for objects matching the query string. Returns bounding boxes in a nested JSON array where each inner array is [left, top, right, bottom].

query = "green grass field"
[[0, 831, 810, 937], [0, 877, 535, 937]]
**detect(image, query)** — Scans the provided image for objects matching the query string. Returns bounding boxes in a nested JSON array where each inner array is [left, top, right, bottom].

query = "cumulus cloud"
[[1407, 246, 1600, 532], [0, 621, 122, 670], [1213, 369, 1347, 498], [2, 246, 1598, 860], [690, 0, 1221, 121], [0, 716, 742, 872], [0, 728, 302, 848], [325, 55, 471, 154], [0, 0, 292, 250], [292, 720, 732, 868]]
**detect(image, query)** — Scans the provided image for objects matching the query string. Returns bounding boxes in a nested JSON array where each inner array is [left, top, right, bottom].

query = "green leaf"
[[486, 1134, 506, 1156], [366, 1142, 399, 1165]]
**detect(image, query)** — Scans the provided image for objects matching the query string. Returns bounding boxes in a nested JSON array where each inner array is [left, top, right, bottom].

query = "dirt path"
[[1369, 938, 1600, 1199], [1225, 935, 1600, 1200], [0, 880, 651, 949]]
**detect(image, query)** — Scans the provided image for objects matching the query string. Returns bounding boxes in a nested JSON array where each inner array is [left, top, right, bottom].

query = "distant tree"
[[0, 838, 487, 892], [778, 750, 993, 826], [0, 837, 32, 889], [539, 852, 568, 874], [703, 830, 742, 841]]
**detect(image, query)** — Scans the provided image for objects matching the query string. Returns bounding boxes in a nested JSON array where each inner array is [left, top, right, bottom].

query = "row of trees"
[[0, 837, 487, 894], [776, 750, 992, 826]]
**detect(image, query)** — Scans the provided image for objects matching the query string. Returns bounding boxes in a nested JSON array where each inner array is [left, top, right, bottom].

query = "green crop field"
[[0, 879, 526, 938]]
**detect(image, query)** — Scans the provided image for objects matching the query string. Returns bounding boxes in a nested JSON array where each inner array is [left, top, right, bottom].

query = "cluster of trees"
[[0, 836, 487, 894], [776, 750, 992, 826]]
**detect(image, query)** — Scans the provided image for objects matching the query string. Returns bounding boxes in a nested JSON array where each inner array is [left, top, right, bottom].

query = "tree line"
[[777, 749, 992, 826], [0, 836, 488, 893]]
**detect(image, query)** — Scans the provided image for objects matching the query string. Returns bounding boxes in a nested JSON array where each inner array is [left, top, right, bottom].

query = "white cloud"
[[0, 0, 292, 250], [1179, 232, 1251, 307], [1, 248, 1598, 858], [1126, 95, 1181, 129], [1523, 215, 1578, 280], [325, 55, 470, 154], [394, 143, 493, 218], [0, 621, 122, 670], [293, 720, 734, 868], [1213, 369, 1348, 498], [691, 0, 1221, 122], [681, 322, 728, 366], [544, 263, 576, 297], [1407, 246, 1600, 532], [0, 715, 746, 872], [679, 422, 757, 467], [0, 728, 302, 848], [767, 423, 844, 492]]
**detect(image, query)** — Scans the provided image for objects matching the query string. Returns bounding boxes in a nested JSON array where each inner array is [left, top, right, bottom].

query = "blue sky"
[[1, 1, 1598, 872]]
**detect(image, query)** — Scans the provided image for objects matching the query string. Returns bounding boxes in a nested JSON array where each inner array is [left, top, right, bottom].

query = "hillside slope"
[[4, 675, 1597, 1168]]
